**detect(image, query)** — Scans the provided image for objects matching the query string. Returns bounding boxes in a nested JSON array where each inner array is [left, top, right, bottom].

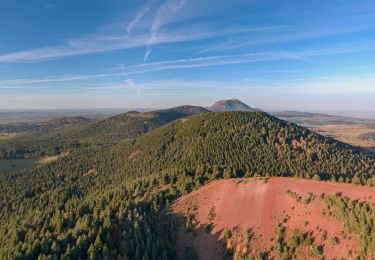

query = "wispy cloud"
[[144, 0, 187, 61], [0, 73, 119, 86], [79, 79, 144, 95], [0, 34, 148, 63], [127, 0, 158, 34], [65, 76, 375, 96], [1, 45, 371, 87], [0, 25, 274, 63], [123, 45, 375, 74], [1, 52, 277, 87], [1, 22, 371, 64], [198, 24, 375, 54], [0, 0, 190, 63], [125, 79, 143, 95], [0, 20, 370, 64]]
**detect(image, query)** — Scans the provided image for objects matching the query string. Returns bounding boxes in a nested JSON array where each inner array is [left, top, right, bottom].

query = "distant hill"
[[208, 98, 256, 112], [43, 116, 92, 127], [0, 105, 208, 159]]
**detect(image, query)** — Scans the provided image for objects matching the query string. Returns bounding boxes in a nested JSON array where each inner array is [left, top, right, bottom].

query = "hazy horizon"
[[1, 101, 375, 119]]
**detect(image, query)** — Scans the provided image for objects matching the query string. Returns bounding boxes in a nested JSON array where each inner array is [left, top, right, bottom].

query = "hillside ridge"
[[0, 105, 208, 159]]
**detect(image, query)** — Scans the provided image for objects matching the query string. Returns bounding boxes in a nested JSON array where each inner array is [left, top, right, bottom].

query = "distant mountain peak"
[[208, 98, 256, 112]]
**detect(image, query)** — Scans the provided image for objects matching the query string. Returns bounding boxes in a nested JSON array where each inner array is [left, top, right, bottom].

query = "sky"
[[0, 0, 375, 113]]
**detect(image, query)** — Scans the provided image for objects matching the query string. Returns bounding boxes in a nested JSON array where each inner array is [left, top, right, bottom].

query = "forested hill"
[[0, 105, 208, 159], [0, 111, 374, 259], [98, 111, 375, 182]]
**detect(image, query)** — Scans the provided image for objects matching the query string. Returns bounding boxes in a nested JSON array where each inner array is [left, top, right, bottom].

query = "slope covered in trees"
[[0, 106, 208, 159], [0, 111, 374, 258], [99, 111, 375, 183]]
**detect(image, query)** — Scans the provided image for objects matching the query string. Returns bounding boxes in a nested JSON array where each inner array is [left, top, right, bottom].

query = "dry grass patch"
[[0, 132, 25, 140], [37, 151, 69, 164]]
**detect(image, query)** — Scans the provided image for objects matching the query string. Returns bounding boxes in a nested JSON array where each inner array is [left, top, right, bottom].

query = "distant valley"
[[272, 111, 375, 153]]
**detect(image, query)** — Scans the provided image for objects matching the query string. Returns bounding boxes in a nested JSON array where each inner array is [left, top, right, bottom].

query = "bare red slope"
[[172, 177, 375, 259]]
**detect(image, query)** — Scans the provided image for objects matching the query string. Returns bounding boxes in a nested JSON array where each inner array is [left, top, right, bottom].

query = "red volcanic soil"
[[171, 177, 375, 259]]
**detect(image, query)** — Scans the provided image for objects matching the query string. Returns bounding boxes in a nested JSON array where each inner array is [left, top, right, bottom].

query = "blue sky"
[[0, 0, 375, 112]]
